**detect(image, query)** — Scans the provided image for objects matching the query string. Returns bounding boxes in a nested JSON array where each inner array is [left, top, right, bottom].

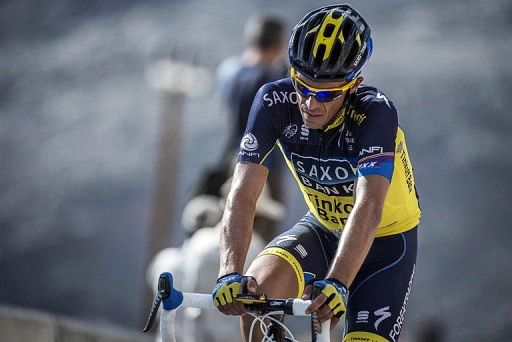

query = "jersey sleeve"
[[237, 83, 283, 168], [355, 94, 398, 180]]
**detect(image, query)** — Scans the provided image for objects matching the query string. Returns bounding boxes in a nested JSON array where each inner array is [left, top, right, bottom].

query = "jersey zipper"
[[318, 131, 323, 171]]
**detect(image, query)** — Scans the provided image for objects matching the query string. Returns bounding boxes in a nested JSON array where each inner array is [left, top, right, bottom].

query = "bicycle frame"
[[143, 272, 332, 342]]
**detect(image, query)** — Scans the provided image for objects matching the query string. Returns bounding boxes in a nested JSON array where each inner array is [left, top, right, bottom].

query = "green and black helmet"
[[289, 4, 373, 82]]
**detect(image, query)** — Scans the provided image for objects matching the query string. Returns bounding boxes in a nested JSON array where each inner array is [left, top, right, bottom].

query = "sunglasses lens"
[[315, 90, 343, 102]]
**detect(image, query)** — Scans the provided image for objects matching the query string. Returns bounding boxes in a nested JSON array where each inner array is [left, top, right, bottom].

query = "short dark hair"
[[244, 15, 286, 50]]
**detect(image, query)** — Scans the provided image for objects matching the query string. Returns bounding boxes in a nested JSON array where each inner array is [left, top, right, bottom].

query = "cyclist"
[[213, 4, 421, 342]]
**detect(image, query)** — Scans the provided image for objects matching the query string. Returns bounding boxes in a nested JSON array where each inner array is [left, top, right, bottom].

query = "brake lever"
[[142, 273, 171, 332]]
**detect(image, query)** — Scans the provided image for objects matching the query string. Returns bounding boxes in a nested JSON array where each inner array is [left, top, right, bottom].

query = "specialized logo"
[[376, 92, 391, 108], [374, 306, 392, 331], [240, 133, 259, 151], [283, 124, 298, 138]]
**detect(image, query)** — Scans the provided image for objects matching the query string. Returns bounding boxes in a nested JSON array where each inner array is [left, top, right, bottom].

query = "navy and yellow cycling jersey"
[[238, 78, 421, 237]]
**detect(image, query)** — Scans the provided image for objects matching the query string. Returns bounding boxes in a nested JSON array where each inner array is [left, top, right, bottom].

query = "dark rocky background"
[[1, 0, 511, 340]]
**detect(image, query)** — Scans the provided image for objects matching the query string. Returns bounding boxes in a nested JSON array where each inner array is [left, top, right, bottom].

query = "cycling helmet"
[[289, 4, 373, 81]]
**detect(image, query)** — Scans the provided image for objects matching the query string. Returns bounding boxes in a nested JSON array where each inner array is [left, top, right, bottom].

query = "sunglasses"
[[290, 68, 357, 102]]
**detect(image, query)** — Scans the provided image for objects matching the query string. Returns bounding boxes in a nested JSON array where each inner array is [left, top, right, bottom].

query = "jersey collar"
[[323, 106, 347, 132]]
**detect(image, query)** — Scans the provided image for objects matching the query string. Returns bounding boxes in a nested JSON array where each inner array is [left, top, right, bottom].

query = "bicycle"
[[143, 272, 332, 342]]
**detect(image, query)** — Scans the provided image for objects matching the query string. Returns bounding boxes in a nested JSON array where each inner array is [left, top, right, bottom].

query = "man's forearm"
[[218, 193, 256, 277]]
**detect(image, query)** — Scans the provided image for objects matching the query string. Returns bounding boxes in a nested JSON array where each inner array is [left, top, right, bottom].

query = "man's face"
[[293, 71, 361, 129]]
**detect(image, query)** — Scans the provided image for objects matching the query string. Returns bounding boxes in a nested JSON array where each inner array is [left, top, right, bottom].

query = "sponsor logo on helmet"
[[283, 124, 298, 138], [240, 133, 259, 151], [352, 41, 367, 67]]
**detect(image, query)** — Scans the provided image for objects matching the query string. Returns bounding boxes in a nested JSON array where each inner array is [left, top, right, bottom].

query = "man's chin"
[[302, 117, 324, 129]]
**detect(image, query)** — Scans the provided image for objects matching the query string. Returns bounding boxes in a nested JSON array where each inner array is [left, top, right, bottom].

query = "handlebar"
[[143, 272, 330, 342]]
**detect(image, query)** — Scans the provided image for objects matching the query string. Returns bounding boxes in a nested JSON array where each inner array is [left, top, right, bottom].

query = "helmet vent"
[[324, 24, 335, 38], [314, 44, 326, 67], [328, 41, 343, 68], [303, 33, 315, 62], [309, 13, 324, 29], [342, 20, 355, 40], [331, 10, 342, 20], [292, 27, 302, 56]]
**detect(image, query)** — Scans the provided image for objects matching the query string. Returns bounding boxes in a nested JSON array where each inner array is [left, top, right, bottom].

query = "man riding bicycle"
[[213, 4, 421, 341]]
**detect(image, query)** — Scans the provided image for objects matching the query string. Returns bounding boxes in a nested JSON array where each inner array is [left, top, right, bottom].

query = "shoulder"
[[351, 85, 398, 125], [353, 85, 396, 112]]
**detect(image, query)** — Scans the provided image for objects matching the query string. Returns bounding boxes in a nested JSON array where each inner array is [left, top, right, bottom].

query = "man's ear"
[[350, 76, 364, 94]]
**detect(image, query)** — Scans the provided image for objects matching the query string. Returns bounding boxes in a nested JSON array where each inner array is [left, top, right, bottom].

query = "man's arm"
[[213, 162, 268, 315], [219, 162, 268, 276], [326, 174, 389, 285], [305, 174, 389, 321]]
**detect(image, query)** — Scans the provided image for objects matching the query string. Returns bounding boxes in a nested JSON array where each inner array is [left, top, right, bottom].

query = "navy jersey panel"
[[238, 79, 294, 167]]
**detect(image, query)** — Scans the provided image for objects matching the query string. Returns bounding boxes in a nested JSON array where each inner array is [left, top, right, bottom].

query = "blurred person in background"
[[213, 4, 421, 341], [216, 13, 288, 216]]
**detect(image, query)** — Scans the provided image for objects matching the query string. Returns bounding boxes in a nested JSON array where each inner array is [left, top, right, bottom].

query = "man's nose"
[[305, 95, 319, 109]]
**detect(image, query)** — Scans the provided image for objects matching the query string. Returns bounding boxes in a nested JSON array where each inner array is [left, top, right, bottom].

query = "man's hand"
[[303, 278, 348, 325], [212, 272, 258, 315]]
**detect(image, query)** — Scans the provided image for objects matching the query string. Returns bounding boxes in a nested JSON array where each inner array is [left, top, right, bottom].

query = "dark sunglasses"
[[290, 67, 357, 102]]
